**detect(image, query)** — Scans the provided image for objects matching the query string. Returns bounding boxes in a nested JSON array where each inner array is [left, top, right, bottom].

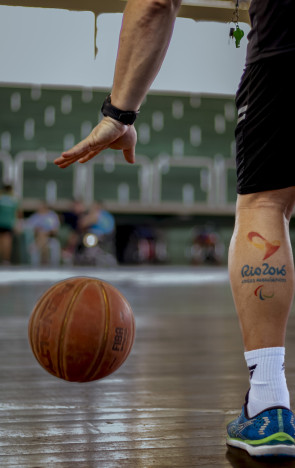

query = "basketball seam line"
[[57, 280, 89, 380], [119, 290, 135, 357], [84, 281, 110, 381]]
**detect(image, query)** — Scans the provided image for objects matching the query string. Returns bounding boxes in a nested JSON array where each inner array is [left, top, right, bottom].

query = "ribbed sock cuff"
[[245, 346, 285, 361]]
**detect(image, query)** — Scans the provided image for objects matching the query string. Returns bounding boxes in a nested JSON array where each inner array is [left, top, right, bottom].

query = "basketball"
[[28, 277, 135, 382]]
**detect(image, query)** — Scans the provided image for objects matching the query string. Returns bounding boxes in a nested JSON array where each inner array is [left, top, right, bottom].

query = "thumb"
[[123, 147, 135, 164]]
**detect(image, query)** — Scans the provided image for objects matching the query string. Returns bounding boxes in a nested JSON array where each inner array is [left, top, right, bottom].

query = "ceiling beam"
[[0, 0, 250, 24]]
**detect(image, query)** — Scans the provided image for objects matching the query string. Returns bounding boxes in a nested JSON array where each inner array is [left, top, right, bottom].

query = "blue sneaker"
[[227, 404, 295, 457]]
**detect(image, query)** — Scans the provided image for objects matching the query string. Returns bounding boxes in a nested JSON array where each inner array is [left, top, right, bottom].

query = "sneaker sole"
[[227, 433, 295, 457]]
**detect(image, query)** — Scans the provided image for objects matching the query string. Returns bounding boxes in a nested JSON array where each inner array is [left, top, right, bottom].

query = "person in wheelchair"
[[74, 201, 116, 266]]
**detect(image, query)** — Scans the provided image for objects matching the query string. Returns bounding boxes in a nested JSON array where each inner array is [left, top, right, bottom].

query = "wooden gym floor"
[[1, 265, 295, 468]]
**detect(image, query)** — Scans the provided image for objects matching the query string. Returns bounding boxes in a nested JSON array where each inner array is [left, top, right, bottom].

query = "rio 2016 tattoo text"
[[242, 231, 286, 301]]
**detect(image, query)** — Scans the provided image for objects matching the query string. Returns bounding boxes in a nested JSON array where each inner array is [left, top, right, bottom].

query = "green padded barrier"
[[91, 163, 141, 202], [0, 85, 237, 159], [20, 160, 74, 200], [140, 94, 237, 160], [226, 168, 238, 204], [160, 166, 208, 203], [0, 151, 13, 184], [0, 84, 237, 208]]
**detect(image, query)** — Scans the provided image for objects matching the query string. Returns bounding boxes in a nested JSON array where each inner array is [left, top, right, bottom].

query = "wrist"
[[101, 94, 140, 126]]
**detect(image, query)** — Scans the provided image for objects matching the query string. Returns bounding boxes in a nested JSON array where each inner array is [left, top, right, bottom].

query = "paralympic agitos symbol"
[[247, 232, 280, 260], [254, 285, 274, 301]]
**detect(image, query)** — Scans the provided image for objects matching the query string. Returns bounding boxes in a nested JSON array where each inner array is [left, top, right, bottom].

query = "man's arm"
[[54, 0, 182, 168], [111, 0, 182, 110]]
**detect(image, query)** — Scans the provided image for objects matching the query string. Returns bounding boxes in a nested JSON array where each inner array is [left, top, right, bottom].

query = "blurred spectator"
[[61, 199, 86, 264], [79, 201, 115, 238], [75, 201, 116, 266], [26, 202, 60, 265], [0, 184, 19, 264], [190, 225, 225, 265], [123, 225, 167, 264]]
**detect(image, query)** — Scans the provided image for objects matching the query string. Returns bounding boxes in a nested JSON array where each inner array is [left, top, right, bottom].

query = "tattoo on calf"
[[247, 231, 280, 260], [254, 285, 274, 301], [241, 231, 286, 300]]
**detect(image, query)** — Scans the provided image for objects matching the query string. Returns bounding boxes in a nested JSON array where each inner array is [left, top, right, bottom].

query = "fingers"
[[57, 147, 135, 168], [55, 149, 99, 168], [123, 147, 135, 164], [54, 144, 92, 167], [54, 141, 103, 167], [58, 138, 91, 160], [78, 150, 99, 164], [121, 126, 137, 164], [54, 119, 137, 168], [54, 153, 84, 168]]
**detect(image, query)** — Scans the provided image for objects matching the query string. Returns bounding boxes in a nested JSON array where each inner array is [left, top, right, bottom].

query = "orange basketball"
[[28, 277, 135, 382]]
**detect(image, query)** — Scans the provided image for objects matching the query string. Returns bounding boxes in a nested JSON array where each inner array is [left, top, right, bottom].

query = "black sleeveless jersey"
[[246, 0, 295, 64]]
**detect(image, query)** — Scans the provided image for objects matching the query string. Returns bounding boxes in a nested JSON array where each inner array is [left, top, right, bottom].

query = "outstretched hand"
[[54, 117, 137, 168]]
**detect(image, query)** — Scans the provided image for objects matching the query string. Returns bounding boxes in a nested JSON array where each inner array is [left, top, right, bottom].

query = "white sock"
[[244, 347, 290, 418]]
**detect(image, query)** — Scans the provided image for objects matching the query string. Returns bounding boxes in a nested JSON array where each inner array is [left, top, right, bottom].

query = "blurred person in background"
[[26, 202, 60, 266], [61, 199, 86, 264], [191, 225, 225, 265], [75, 201, 116, 266], [79, 201, 115, 239], [0, 183, 19, 265]]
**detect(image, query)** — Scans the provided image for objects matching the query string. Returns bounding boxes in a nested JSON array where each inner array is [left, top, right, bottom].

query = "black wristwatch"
[[101, 94, 139, 125]]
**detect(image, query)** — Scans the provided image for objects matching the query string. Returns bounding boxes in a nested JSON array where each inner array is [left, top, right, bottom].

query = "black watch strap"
[[101, 94, 139, 125]]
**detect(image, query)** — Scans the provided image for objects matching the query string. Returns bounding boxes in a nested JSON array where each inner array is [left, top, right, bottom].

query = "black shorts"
[[235, 53, 295, 194]]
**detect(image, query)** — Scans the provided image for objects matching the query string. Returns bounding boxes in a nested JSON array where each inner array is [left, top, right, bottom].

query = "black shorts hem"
[[237, 181, 295, 195]]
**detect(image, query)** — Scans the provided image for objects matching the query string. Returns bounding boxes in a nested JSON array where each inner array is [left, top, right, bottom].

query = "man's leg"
[[227, 187, 295, 456], [229, 187, 295, 352]]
